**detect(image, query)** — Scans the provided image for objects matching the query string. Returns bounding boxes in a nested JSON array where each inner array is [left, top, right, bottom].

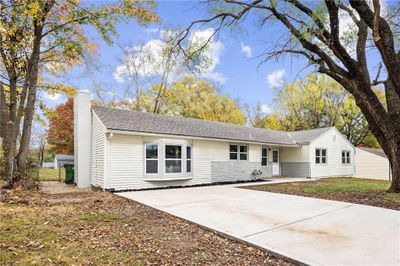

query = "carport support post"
[[74, 91, 91, 188]]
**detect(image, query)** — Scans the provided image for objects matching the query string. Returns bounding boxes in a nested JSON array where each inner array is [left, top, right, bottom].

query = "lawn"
[[0, 184, 294, 265], [246, 178, 400, 211], [29, 168, 65, 181]]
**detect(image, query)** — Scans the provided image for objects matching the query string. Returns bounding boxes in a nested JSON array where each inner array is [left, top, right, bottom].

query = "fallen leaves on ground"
[[0, 184, 294, 265]]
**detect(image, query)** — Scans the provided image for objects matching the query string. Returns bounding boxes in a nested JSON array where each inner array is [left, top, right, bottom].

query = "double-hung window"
[[165, 145, 182, 174], [186, 146, 192, 173], [230, 144, 248, 160], [315, 148, 327, 164], [240, 145, 248, 160], [145, 144, 158, 174], [342, 150, 350, 164], [261, 147, 268, 166], [230, 145, 238, 160]]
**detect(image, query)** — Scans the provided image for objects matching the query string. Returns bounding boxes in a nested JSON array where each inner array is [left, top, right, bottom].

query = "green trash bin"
[[64, 164, 74, 184]]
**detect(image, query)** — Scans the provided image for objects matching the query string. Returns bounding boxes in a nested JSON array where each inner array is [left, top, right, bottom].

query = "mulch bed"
[[0, 183, 296, 265], [246, 184, 400, 211]]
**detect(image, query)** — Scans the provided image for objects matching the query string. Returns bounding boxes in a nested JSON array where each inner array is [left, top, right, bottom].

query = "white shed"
[[355, 147, 391, 180]]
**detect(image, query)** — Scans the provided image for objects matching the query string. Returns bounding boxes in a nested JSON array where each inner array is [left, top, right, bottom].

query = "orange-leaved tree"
[[47, 98, 74, 155]]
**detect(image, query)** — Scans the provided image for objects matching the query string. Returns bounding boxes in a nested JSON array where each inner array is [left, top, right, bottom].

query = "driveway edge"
[[115, 193, 307, 266]]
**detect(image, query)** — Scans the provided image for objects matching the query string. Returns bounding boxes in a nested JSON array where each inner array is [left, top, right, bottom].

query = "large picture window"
[[187, 146, 192, 173], [261, 148, 268, 166], [165, 145, 182, 173], [315, 148, 327, 164], [145, 144, 158, 174], [230, 144, 248, 160], [342, 150, 350, 164]]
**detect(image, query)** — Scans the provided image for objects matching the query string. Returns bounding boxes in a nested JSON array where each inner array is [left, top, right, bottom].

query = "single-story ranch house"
[[74, 91, 355, 190]]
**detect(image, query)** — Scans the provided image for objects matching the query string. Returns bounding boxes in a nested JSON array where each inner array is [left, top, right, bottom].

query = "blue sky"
[[42, 1, 321, 111]]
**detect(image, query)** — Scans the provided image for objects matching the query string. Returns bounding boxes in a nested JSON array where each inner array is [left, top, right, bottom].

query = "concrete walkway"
[[118, 179, 400, 265]]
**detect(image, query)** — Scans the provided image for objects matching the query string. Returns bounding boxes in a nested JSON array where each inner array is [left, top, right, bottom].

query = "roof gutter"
[[105, 129, 301, 148]]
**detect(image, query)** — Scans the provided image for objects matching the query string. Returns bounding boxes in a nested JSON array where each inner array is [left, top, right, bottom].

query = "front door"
[[272, 149, 280, 176]]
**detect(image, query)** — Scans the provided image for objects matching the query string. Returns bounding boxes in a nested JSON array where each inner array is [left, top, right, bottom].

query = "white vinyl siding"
[[107, 134, 144, 190], [106, 136, 230, 190], [280, 145, 310, 162], [355, 148, 390, 180], [91, 112, 106, 187], [309, 128, 354, 177]]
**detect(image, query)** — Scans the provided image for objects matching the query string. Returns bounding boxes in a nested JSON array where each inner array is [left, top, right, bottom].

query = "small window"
[[315, 148, 327, 164], [186, 146, 192, 173], [229, 145, 238, 160], [272, 150, 279, 163], [261, 148, 268, 166], [165, 145, 182, 173], [342, 150, 351, 164], [145, 144, 158, 174], [239, 145, 248, 160], [230, 144, 248, 160]]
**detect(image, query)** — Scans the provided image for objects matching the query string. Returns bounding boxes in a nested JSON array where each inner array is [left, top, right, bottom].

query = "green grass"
[[248, 178, 400, 210], [298, 178, 390, 193], [258, 177, 390, 194], [31, 168, 65, 181], [81, 212, 120, 222]]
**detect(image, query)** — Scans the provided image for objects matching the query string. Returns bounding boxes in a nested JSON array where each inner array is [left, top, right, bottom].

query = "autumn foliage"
[[47, 98, 74, 155]]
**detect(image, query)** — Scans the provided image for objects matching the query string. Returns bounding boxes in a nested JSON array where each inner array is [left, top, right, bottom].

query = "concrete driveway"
[[118, 179, 400, 265]]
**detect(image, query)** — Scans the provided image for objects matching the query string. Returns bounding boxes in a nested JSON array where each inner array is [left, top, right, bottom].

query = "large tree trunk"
[[384, 79, 400, 192], [387, 144, 400, 193], [15, 24, 43, 174]]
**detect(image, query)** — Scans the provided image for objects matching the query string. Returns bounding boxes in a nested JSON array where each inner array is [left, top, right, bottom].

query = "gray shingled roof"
[[288, 127, 334, 144], [92, 106, 332, 145], [357, 147, 387, 158]]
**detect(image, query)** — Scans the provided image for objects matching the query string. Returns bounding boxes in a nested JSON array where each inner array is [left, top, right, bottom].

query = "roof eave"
[[105, 128, 301, 147]]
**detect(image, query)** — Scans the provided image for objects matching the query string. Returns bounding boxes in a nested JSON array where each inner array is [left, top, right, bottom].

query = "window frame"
[[164, 144, 183, 175], [342, 150, 351, 165], [229, 144, 238, 160], [229, 144, 248, 161], [261, 147, 268, 166], [144, 143, 159, 175], [186, 145, 192, 173], [239, 145, 248, 161], [315, 148, 327, 165]]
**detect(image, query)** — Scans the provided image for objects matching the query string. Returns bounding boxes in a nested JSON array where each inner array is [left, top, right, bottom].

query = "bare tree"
[[31, 125, 47, 167], [113, 28, 221, 113], [178, 0, 400, 192]]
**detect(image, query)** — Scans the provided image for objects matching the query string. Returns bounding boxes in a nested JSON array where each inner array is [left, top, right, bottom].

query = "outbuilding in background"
[[355, 147, 391, 180]]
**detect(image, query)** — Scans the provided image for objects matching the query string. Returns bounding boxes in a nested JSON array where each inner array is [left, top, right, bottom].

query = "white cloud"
[[114, 28, 225, 85], [266, 69, 285, 88], [145, 27, 159, 34], [200, 72, 227, 84], [240, 42, 252, 58], [260, 104, 272, 114]]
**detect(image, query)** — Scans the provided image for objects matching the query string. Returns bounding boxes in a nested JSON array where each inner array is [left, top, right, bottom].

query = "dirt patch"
[[246, 178, 400, 211], [0, 182, 295, 265]]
